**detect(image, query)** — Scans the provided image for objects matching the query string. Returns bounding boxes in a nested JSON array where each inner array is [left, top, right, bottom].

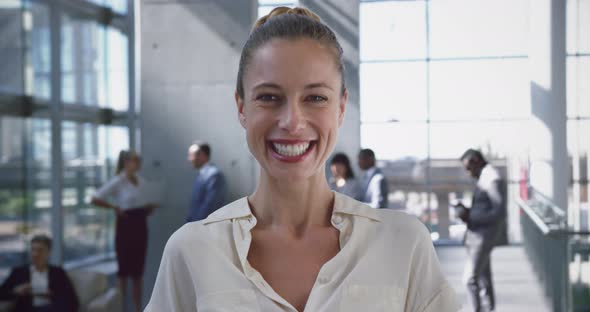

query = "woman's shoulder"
[[336, 194, 430, 241]]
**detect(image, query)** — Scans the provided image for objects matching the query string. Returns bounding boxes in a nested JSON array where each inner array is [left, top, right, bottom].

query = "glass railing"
[[517, 187, 590, 312]]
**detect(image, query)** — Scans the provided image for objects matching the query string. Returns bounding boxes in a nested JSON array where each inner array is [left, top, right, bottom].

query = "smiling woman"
[[145, 7, 460, 312]]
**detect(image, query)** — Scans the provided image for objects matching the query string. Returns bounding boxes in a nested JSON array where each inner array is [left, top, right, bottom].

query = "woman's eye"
[[256, 94, 280, 102], [305, 95, 328, 103]]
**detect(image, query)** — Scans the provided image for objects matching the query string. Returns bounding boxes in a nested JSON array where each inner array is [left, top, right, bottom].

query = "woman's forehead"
[[244, 38, 341, 89]]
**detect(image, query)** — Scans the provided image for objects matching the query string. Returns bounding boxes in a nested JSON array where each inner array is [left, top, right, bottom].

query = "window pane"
[[361, 122, 427, 161], [429, 0, 529, 58], [567, 0, 590, 54], [27, 2, 51, 99], [0, 3, 24, 95], [360, 62, 427, 122], [360, 1, 426, 61], [61, 15, 104, 106], [105, 27, 129, 111], [429, 121, 528, 159], [429, 59, 531, 121], [0, 117, 51, 279], [567, 56, 590, 118], [61, 16, 128, 110], [62, 122, 128, 262]]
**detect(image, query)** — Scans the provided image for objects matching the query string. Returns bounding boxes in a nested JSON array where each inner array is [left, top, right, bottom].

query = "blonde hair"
[[236, 6, 345, 98]]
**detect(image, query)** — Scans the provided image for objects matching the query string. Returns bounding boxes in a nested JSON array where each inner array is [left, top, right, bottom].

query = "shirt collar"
[[202, 191, 382, 225]]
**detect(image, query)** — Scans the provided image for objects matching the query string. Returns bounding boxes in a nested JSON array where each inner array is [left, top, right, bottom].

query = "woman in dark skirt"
[[91, 150, 156, 312]]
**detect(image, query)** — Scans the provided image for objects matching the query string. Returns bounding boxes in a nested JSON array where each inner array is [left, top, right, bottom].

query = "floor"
[[436, 245, 551, 312]]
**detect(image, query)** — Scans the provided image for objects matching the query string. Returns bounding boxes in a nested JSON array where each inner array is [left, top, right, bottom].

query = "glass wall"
[[0, 0, 135, 277], [567, 0, 590, 230], [360, 0, 530, 241]]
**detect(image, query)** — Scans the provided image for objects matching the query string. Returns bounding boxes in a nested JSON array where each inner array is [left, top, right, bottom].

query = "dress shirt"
[[145, 192, 459, 311], [361, 167, 388, 209], [30, 266, 50, 307], [93, 174, 146, 210]]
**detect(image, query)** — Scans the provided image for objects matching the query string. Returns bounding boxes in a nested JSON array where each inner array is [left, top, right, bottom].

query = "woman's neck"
[[249, 171, 334, 234]]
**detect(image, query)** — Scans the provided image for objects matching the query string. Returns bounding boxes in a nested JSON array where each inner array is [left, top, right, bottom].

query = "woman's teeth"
[[272, 142, 311, 157]]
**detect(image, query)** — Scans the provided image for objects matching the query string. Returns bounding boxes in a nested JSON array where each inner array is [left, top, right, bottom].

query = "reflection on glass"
[[429, 0, 528, 58], [0, 117, 51, 278], [361, 122, 428, 161], [360, 1, 426, 61], [566, 0, 590, 54], [360, 62, 427, 122], [567, 56, 590, 118], [429, 59, 530, 121], [62, 122, 128, 262]]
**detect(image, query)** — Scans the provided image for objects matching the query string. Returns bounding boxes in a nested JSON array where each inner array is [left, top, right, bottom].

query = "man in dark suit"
[[186, 142, 228, 222], [0, 235, 79, 312], [455, 149, 507, 312], [358, 148, 389, 208]]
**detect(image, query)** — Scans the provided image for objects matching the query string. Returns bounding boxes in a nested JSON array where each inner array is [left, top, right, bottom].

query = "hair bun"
[[253, 6, 321, 31]]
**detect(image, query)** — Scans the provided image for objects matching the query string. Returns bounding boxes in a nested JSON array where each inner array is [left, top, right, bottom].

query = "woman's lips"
[[268, 140, 317, 163]]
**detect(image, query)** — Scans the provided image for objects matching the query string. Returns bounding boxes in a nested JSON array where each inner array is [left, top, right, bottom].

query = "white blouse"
[[30, 266, 50, 307], [93, 174, 146, 210], [145, 192, 460, 312]]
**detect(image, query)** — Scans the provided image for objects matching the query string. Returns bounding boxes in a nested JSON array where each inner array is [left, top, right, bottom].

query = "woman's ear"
[[338, 88, 348, 127], [235, 91, 246, 129]]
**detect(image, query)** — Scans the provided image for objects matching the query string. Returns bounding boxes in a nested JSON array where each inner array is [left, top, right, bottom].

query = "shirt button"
[[332, 215, 343, 225], [318, 276, 329, 284]]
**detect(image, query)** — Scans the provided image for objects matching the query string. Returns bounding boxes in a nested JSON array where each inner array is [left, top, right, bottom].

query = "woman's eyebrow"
[[253, 82, 282, 90], [305, 82, 333, 91]]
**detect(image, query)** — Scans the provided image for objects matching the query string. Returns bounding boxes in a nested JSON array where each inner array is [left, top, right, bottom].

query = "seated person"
[[0, 235, 79, 312]]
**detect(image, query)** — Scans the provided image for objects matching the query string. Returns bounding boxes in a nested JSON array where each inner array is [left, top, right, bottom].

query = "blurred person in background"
[[329, 152, 361, 200], [455, 149, 507, 312], [186, 142, 227, 222], [91, 150, 156, 312], [358, 148, 389, 208], [0, 235, 79, 312]]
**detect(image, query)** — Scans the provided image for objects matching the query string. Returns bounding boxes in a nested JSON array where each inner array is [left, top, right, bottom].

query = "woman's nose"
[[278, 102, 306, 134]]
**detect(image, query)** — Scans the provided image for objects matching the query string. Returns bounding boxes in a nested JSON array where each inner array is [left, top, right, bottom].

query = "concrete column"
[[435, 191, 450, 240], [528, 0, 568, 213], [300, 0, 361, 163], [139, 0, 258, 305]]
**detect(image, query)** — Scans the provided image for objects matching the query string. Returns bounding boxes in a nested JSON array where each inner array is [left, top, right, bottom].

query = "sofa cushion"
[[67, 270, 107, 306]]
